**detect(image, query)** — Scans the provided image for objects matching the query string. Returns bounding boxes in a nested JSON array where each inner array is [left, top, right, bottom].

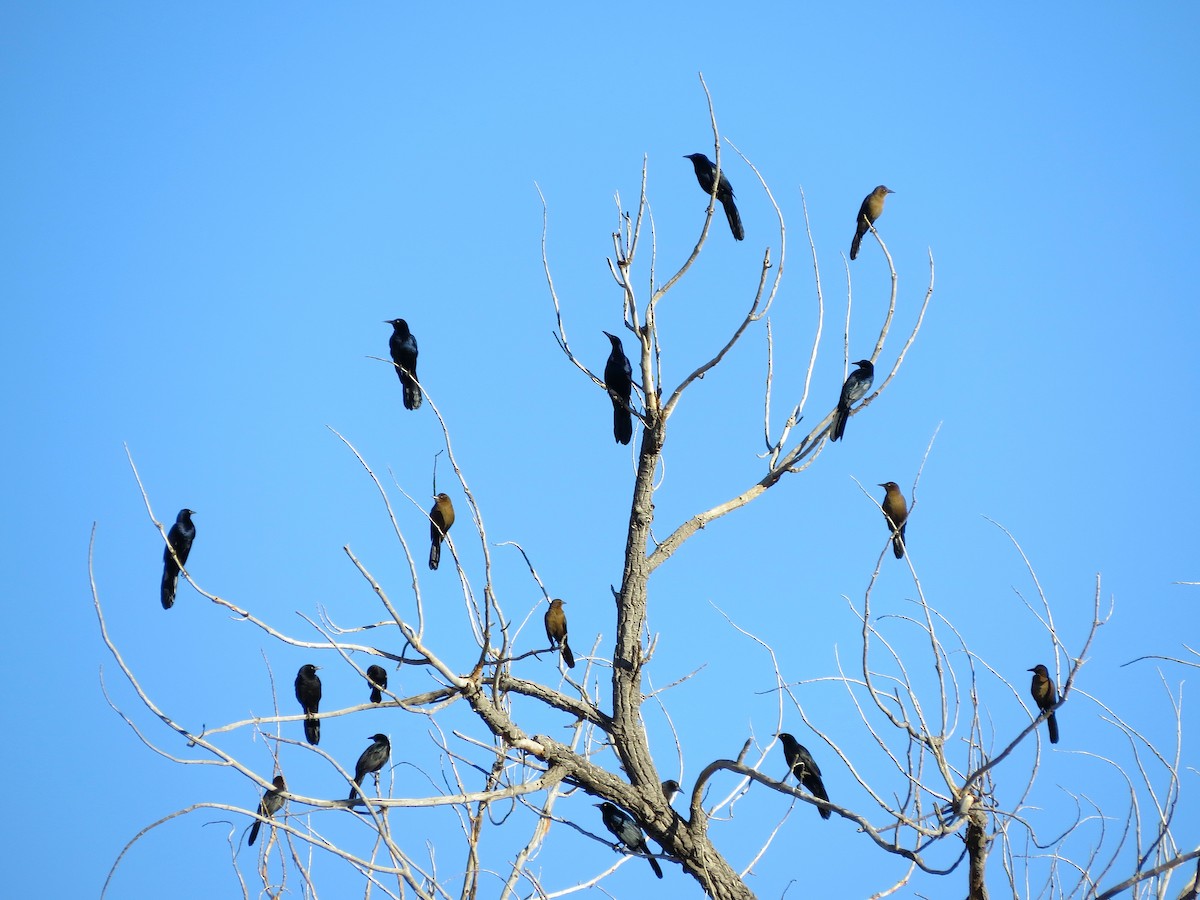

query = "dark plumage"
[[248, 775, 286, 847], [1028, 664, 1060, 744], [850, 185, 894, 260], [386, 318, 422, 410], [829, 359, 874, 442], [595, 802, 663, 879], [349, 733, 391, 801], [684, 152, 744, 240], [160, 508, 196, 610], [661, 779, 681, 805], [602, 331, 634, 445], [544, 598, 575, 669], [294, 664, 322, 745], [777, 733, 831, 820], [366, 664, 388, 704], [879, 482, 908, 560], [428, 493, 455, 571]]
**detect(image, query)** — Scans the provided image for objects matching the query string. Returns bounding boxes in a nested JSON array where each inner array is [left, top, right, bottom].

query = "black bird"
[[829, 359, 874, 442], [850, 185, 894, 260], [544, 599, 576, 668], [428, 493, 455, 571], [1028, 664, 1060, 744], [879, 482, 908, 560], [602, 331, 634, 445], [594, 802, 663, 879], [385, 318, 421, 411], [661, 779, 681, 805], [366, 664, 388, 704], [294, 664, 322, 745], [160, 508, 196, 610], [248, 775, 286, 847], [349, 733, 391, 801], [777, 733, 831, 820], [684, 152, 744, 241]]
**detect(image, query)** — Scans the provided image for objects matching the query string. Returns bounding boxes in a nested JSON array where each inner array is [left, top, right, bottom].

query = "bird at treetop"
[[160, 508, 196, 610], [829, 359, 874, 442], [684, 152, 744, 240], [850, 185, 894, 260], [777, 733, 831, 820], [385, 318, 421, 411], [1028, 664, 1060, 744], [366, 664, 388, 704], [878, 482, 908, 560], [544, 599, 576, 668], [602, 331, 634, 445], [349, 733, 392, 801], [248, 775, 286, 847], [294, 664, 322, 745], [594, 802, 663, 878], [428, 493, 455, 570]]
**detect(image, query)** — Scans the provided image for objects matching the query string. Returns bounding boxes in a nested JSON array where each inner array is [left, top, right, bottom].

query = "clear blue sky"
[[5, 4, 1197, 897]]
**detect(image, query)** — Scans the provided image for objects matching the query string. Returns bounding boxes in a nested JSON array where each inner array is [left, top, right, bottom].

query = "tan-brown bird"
[[543, 598, 575, 668], [428, 493, 455, 570], [879, 482, 908, 559], [850, 185, 894, 260], [1028, 664, 1060, 744]]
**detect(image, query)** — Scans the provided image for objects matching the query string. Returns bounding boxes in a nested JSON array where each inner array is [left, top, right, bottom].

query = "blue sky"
[[5, 4, 1198, 897]]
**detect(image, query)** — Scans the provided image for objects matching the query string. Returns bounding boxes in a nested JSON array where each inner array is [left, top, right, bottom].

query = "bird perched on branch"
[[294, 664, 322, 745], [160, 508, 196, 610], [602, 331, 634, 445], [385, 318, 421, 410], [428, 493, 455, 570], [594, 802, 663, 878], [850, 185, 894, 260], [661, 779, 681, 805], [366, 664, 388, 704], [777, 733, 831, 820], [1028, 664, 1060, 744], [248, 775, 286, 846], [349, 733, 391, 801], [544, 599, 576, 668], [684, 152, 744, 240], [878, 482, 908, 560], [829, 359, 874, 442]]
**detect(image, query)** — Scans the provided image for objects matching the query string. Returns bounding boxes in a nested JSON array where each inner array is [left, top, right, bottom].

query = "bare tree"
[[94, 79, 1193, 900]]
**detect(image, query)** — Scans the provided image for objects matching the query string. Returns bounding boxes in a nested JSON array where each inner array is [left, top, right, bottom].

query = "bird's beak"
[[887, 189, 896, 194], [878, 483, 887, 488], [1027, 667, 1036, 673]]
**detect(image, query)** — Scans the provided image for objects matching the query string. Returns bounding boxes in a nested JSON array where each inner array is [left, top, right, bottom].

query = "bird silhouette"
[[367, 664, 388, 704], [830, 360, 874, 442], [248, 775, 286, 846], [428, 493, 455, 570], [684, 152, 744, 240], [878, 482, 908, 559], [777, 733, 831, 820], [1028, 664, 1060, 744], [294, 664, 322, 745], [595, 802, 663, 878], [386, 318, 421, 410], [349, 733, 391, 801], [160, 508, 196, 609], [602, 331, 634, 445], [850, 185, 894, 260], [544, 599, 576, 668]]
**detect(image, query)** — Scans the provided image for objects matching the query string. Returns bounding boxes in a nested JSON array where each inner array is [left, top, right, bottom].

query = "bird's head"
[[1028, 665, 1049, 676], [877, 185, 894, 195], [369, 733, 389, 743]]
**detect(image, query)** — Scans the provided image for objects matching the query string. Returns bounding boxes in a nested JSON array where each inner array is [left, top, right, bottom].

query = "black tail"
[[401, 375, 422, 411], [830, 403, 849, 442], [429, 541, 441, 570], [647, 854, 663, 879], [806, 773, 832, 820], [1046, 711, 1059, 744], [721, 196, 744, 241], [892, 524, 906, 559], [303, 716, 320, 745], [611, 398, 632, 444], [560, 639, 576, 669], [248, 819, 262, 846], [850, 232, 863, 260], [161, 570, 178, 609], [370, 686, 383, 704]]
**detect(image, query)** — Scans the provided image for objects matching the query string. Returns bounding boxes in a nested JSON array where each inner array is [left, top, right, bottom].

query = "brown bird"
[[1028, 664, 1060, 744], [543, 598, 575, 668], [366, 664, 388, 704], [878, 482, 908, 559], [850, 185, 894, 260], [428, 493, 455, 570], [248, 775, 286, 847]]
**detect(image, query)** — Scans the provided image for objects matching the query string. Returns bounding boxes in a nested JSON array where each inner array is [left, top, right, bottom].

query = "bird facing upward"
[[1028, 664, 1060, 744], [428, 493, 455, 570], [543, 599, 576, 668], [385, 318, 422, 411], [777, 733, 831, 820], [294, 664, 322, 745], [850, 185, 894, 260], [602, 331, 634, 445], [878, 482, 908, 559], [366, 664, 388, 704], [684, 152, 745, 240], [830, 359, 874, 442], [248, 775, 286, 847], [160, 508, 196, 610], [594, 802, 663, 879], [349, 733, 392, 801]]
